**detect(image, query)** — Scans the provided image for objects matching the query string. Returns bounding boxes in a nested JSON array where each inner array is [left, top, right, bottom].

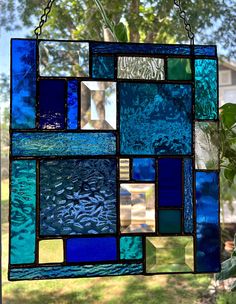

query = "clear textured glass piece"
[[81, 81, 116, 130], [195, 122, 219, 169], [119, 159, 130, 180], [118, 57, 164, 80], [39, 41, 89, 77], [39, 240, 64, 264], [146, 236, 194, 273], [120, 184, 155, 233]]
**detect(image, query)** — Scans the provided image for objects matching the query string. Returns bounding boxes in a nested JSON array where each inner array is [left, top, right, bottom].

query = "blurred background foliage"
[[1, 0, 236, 303]]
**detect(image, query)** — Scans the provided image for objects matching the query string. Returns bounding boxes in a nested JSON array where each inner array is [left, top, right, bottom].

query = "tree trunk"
[[128, 0, 140, 42]]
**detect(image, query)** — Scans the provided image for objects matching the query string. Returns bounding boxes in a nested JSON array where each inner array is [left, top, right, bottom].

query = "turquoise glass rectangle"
[[67, 80, 78, 129], [196, 171, 220, 272], [12, 132, 116, 156], [11, 39, 36, 129], [195, 59, 217, 119], [9, 263, 143, 280], [184, 159, 193, 233], [10, 160, 36, 264]]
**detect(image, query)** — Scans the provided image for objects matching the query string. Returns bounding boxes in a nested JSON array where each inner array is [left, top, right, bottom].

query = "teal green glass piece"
[[120, 237, 143, 260], [167, 58, 192, 80], [158, 210, 181, 234], [10, 160, 36, 264], [195, 59, 217, 119]]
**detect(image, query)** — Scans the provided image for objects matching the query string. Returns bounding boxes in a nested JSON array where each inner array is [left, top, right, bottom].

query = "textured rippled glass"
[[146, 237, 194, 273], [120, 236, 143, 260], [67, 80, 78, 129], [119, 159, 130, 180], [132, 158, 155, 181], [81, 81, 116, 130], [195, 122, 219, 169], [196, 172, 220, 272], [12, 132, 116, 156], [184, 159, 193, 233], [40, 159, 117, 235], [39, 240, 64, 264], [167, 58, 192, 80], [92, 55, 115, 79], [120, 83, 192, 155], [39, 79, 66, 129], [11, 39, 36, 129], [194, 46, 216, 56], [66, 237, 117, 262], [39, 41, 89, 77], [9, 263, 143, 280], [118, 57, 164, 80], [120, 184, 155, 233], [195, 59, 217, 119], [10, 160, 36, 264]]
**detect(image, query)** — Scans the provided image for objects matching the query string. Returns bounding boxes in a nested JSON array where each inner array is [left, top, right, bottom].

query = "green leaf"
[[216, 257, 236, 280], [224, 167, 236, 185], [114, 22, 128, 42], [220, 103, 236, 129]]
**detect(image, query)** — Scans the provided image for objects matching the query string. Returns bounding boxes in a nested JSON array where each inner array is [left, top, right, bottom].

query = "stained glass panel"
[[9, 39, 220, 280]]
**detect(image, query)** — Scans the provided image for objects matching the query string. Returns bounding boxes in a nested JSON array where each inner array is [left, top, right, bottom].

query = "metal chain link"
[[34, 0, 195, 44], [34, 0, 55, 38], [174, 0, 195, 44]]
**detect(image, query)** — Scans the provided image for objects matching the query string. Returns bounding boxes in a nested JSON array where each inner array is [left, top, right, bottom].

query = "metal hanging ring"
[[34, 0, 195, 44]]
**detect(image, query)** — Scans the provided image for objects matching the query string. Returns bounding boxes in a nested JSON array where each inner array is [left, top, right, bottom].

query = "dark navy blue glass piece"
[[132, 158, 155, 181], [67, 80, 78, 129], [92, 55, 115, 79], [158, 158, 182, 207], [119, 83, 192, 155], [11, 39, 36, 129], [194, 46, 216, 57], [196, 171, 220, 273], [66, 237, 117, 262], [39, 79, 66, 129]]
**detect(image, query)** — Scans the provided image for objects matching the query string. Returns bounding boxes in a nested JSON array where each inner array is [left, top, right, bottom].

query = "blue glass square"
[[132, 158, 155, 181], [120, 83, 192, 155], [66, 237, 117, 262], [92, 55, 115, 79]]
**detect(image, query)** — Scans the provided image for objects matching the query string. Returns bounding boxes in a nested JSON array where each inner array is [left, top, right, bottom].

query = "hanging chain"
[[34, 0, 55, 39], [173, 0, 194, 44], [34, 0, 195, 44]]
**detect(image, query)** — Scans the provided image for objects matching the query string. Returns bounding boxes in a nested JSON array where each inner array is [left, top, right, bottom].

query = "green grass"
[[1, 179, 235, 304]]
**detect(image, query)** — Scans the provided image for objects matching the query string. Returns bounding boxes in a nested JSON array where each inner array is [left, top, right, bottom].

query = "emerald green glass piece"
[[167, 58, 192, 80], [158, 210, 181, 234], [120, 236, 143, 260], [146, 236, 194, 273]]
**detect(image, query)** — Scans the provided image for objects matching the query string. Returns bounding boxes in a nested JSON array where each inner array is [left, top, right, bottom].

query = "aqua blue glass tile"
[[196, 171, 220, 272], [12, 132, 116, 156], [92, 55, 115, 79], [158, 158, 182, 207], [67, 80, 78, 129], [194, 46, 216, 57], [120, 237, 143, 260], [120, 83, 192, 155], [9, 263, 143, 280], [66, 237, 117, 262], [195, 59, 217, 119], [39, 79, 66, 129], [184, 158, 193, 233], [10, 160, 36, 264], [132, 158, 155, 181], [11, 39, 36, 129], [40, 159, 117, 235], [91, 42, 191, 55]]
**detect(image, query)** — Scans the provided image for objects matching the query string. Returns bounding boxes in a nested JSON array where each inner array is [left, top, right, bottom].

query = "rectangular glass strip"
[[67, 80, 78, 129], [196, 171, 220, 272], [195, 59, 217, 119], [184, 159, 193, 233], [12, 132, 116, 156], [194, 46, 216, 56], [10, 160, 36, 264], [119, 159, 130, 180], [11, 39, 36, 129], [9, 263, 143, 280]]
